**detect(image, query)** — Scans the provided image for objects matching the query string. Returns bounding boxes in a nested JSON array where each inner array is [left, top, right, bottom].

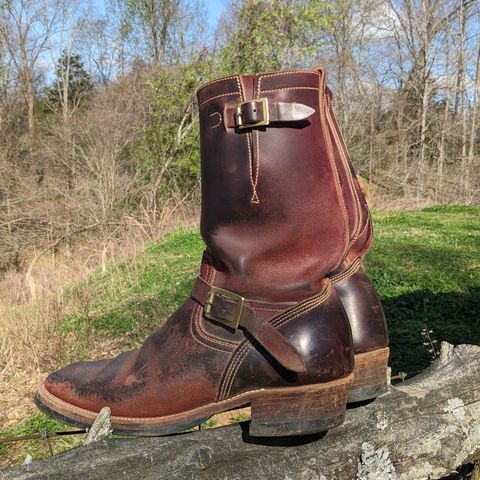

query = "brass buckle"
[[204, 286, 245, 329], [234, 98, 270, 129]]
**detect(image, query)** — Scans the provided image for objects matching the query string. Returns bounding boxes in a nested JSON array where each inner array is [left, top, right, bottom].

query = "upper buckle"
[[204, 286, 245, 329], [234, 98, 270, 129]]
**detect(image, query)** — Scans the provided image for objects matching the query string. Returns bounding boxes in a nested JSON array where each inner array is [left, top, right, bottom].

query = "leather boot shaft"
[[323, 84, 388, 359], [197, 70, 350, 302], [323, 92, 373, 263]]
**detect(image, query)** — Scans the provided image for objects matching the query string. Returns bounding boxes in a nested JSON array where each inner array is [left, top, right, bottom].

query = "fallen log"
[[2, 342, 479, 480]]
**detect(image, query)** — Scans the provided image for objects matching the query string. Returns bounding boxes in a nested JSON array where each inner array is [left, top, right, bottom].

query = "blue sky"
[[206, 0, 228, 28], [93, 0, 228, 29]]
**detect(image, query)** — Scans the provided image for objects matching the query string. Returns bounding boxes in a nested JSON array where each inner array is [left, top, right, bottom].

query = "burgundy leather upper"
[[197, 70, 349, 303]]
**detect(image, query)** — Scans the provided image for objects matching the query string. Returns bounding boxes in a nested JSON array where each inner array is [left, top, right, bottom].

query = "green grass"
[[2, 205, 479, 465], [368, 205, 480, 372], [61, 206, 480, 373], [61, 228, 205, 346], [229, 413, 251, 424], [60, 205, 478, 374], [0, 414, 81, 464], [200, 419, 217, 429]]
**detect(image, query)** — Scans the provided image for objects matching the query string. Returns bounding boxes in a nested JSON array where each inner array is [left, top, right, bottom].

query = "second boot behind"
[[323, 87, 389, 402]]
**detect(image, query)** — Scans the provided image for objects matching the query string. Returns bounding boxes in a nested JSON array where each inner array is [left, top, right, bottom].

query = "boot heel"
[[249, 374, 353, 437], [348, 347, 390, 403]]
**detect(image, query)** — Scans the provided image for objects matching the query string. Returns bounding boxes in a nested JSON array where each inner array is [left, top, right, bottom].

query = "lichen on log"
[[1, 343, 479, 480]]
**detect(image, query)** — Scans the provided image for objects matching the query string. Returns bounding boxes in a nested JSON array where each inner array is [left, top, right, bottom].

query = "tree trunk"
[[458, 0, 469, 200], [437, 47, 452, 202], [3, 343, 479, 480], [468, 36, 480, 164], [26, 83, 35, 147]]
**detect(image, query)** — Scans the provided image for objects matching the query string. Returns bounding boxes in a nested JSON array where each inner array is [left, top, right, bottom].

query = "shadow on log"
[[1, 343, 479, 480]]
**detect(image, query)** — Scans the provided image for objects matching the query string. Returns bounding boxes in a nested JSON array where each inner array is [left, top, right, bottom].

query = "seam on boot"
[[260, 86, 320, 94], [329, 258, 362, 285], [198, 91, 238, 109], [325, 96, 363, 245], [318, 85, 350, 268], [190, 304, 234, 353], [209, 112, 222, 128]]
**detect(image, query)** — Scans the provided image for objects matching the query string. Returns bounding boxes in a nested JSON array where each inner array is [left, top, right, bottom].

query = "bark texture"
[[1, 343, 479, 480]]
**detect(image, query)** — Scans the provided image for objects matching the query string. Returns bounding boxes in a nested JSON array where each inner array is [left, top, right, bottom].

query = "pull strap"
[[191, 277, 307, 373], [225, 98, 315, 129]]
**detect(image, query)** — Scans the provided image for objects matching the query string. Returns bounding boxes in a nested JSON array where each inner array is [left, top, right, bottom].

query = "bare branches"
[[0, 0, 62, 140], [0, 0, 479, 299]]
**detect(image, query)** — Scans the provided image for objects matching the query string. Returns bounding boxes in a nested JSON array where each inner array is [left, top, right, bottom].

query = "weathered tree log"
[[2, 343, 479, 480]]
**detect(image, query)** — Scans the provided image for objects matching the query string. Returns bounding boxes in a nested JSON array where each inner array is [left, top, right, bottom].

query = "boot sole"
[[34, 374, 353, 438], [348, 347, 390, 403], [34, 347, 388, 436]]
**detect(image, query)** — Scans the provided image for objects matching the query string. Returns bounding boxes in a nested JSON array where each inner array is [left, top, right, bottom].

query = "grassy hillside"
[[369, 205, 479, 372], [62, 204, 480, 373], [1, 205, 479, 466]]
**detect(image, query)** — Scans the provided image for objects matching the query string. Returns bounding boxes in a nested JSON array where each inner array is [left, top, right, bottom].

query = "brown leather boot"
[[319, 87, 389, 402], [35, 68, 357, 437]]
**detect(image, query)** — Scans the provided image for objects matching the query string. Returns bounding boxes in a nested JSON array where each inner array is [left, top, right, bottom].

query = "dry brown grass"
[[0, 202, 199, 431]]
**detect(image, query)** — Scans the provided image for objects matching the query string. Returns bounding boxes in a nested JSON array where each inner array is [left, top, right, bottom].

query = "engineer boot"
[[35, 68, 357, 437], [321, 89, 389, 402]]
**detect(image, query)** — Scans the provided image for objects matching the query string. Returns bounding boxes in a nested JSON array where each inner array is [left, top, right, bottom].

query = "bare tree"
[[468, 33, 480, 161], [118, 0, 204, 66], [0, 0, 61, 145]]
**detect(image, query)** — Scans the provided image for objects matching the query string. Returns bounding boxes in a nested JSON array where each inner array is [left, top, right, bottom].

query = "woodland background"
[[1, 0, 480, 304]]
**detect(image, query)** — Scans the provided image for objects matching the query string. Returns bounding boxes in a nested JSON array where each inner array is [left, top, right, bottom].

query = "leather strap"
[[225, 99, 315, 129], [191, 277, 307, 373]]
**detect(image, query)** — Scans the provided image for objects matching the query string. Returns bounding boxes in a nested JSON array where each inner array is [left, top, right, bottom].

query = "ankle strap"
[[225, 98, 315, 129], [191, 276, 307, 373]]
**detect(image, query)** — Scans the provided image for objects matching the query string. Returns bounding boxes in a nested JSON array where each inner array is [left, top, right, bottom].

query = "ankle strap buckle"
[[234, 98, 270, 129], [204, 286, 245, 329]]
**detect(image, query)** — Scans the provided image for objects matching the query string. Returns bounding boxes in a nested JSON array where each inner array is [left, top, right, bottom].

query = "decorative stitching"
[[248, 306, 287, 312], [320, 87, 350, 262], [329, 258, 362, 284], [259, 87, 320, 94], [250, 131, 260, 203], [198, 92, 239, 109], [206, 262, 216, 284], [198, 75, 239, 90], [257, 70, 321, 95], [210, 112, 222, 128], [327, 109, 360, 246], [258, 70, 321, 83], [219, 343, 250, 399], [194, 310, 237, 348], [352, 219, 372, 253], [190, 304, 233, 353], [246, 78, 263, 204], [235, 75, 242, 96], [235, 76, 259, 205], [355, 214, 371, 242], [246, 120, 257, 203], [272, 289, 330, 328], [325, 98, 363, 245]]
